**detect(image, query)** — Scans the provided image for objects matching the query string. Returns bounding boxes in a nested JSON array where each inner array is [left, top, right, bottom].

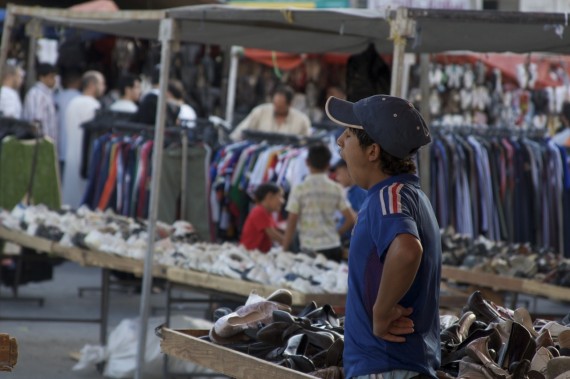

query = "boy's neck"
[[308, 167, 327, 175]]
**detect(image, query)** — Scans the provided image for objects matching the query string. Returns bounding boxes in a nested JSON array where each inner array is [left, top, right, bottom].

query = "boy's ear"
[[367, 143, 381, 162]]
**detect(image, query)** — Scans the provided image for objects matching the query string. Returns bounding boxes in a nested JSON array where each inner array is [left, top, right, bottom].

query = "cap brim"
[[325, 97, 363, 129]]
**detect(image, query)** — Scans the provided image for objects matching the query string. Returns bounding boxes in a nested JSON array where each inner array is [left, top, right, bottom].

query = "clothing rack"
[[0, 117, 40, 140], [82, 111, 225, 147], [241, 129, 329, 146], [430, 123, 548, 139], [428, 126, 569, 257]]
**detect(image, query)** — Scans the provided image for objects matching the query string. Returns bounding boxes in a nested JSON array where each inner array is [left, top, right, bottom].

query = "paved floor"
[[0, 260, 215, 379]]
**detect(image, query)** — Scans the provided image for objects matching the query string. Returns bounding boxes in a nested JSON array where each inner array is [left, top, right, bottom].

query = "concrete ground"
[[0, 260, 216, 379], [1, 260, 569, 379]]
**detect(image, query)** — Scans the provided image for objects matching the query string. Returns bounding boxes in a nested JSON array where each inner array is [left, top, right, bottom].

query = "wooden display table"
[[160, 327, 315, 379], [0, 226, 168, 278], [167, 267, 346, 307], [442, 265, 570, 303]]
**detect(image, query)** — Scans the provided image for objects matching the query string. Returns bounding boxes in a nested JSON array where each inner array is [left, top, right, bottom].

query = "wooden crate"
[[167, 267, 346, 307], [160, 328, 315, 379]]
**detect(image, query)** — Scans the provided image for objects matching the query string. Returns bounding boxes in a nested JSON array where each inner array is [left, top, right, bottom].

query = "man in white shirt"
[[0, 63, 24, 119], [168, 79, 197, 126], [553, 102, 570, 147], [54, 69, 82, 175], [62, 70, 106, 208], [110, 73, 141, 114], [22, 63, 58, 142], [230, 85, 311, 141]]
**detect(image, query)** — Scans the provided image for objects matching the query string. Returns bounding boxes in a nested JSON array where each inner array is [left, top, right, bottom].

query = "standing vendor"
[[230, 85, 311, 140]]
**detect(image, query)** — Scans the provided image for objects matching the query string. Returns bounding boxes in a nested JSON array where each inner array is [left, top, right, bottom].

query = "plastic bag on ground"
[[73, 315, 215, 378]]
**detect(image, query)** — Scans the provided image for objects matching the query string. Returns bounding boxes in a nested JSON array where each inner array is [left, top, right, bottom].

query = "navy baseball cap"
[[325, 95, 431, 159]]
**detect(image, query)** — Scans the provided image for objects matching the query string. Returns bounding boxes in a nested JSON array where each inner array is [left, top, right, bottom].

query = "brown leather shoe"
[[535, 329, 555, 350], [498, 321, 536, 371], [0, 334, 17, 372], [464, 291, 505, 325], [514, 307, 539, 338], [547, 356, 570, 379], [466, 336, 509, 378], [266, 289, 293, 311], [531, 346, 553, 375], [442, 311, 476, 346], [457, 359, 494, 379]]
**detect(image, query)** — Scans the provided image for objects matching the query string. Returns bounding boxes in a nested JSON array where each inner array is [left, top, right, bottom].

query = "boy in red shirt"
[[240, 183, 285, 253]]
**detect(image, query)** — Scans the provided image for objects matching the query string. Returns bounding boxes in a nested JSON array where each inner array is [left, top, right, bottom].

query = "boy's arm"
[[281, 213, 299, 251], [265, 227, 284, 244], [372, 233, 422, 342], [337, 207, 356, 236]]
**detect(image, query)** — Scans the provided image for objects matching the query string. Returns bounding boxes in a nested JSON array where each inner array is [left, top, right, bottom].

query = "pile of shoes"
[[204, 289, 344, 377], [199, 289, 570, 378], [0, 204, 198, 257], [441, 230, 568, 285], [439, 290, 570, 379], [0, 204, 348, 294], [0, 333, 18, 372]]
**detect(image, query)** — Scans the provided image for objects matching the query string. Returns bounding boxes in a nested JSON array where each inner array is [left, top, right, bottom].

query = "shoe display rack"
[[167, 267, 347, 307], [0, 225, 346, 307], [0, 226, 169, 278], [441, 265, 570, 312], [159, 327, 315, 379]]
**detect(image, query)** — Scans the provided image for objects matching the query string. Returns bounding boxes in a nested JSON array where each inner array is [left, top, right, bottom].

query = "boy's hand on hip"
[[373, 304, 414, 343]]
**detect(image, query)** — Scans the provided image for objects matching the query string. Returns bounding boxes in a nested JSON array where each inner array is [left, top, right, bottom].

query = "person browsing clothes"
[[281, 143, 356, 262], [240, 182, 285, 253]]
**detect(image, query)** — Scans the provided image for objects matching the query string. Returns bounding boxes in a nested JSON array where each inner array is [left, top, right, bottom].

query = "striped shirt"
[[23, 82, 57, 148]]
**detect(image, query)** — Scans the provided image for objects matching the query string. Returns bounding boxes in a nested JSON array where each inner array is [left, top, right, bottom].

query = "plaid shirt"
[[23, 82, 57, 147]]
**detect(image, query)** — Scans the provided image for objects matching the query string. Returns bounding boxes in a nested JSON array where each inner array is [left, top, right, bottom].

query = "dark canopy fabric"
[[7, 4, 570, 54], [407, 8, 570, 54], [166, 5, 390, 53]]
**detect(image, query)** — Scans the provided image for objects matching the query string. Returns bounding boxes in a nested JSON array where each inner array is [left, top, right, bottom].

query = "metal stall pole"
[[0, 5, 17, 82], [135, 18, 179, 379], [389, 8, 431, 193], [180, 128, 188, 220], [224, 45, 241, 127], [419, 54, 431, 195], [25, 18, 42, 92], [388, 7, 416, 98]]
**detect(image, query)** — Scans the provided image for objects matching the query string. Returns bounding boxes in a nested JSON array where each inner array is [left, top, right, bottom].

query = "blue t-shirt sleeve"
[[371, 186, 420, 259]]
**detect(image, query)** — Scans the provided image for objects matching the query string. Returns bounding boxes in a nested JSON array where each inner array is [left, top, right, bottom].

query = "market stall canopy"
[[6, 4, 164, 40], [164, 6, 570, 54], [7, 5, 570, 55], [166, 5, 391, 53], [406, 8, 570, 54]]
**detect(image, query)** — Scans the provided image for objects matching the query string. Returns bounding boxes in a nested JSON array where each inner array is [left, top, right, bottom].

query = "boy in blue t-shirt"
[[326, 94, 441, 379]]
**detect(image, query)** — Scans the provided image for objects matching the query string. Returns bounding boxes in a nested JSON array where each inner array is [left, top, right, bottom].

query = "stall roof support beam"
[[0, 5, 17, 83], [25, 19, 43, 93], [135, 17, 179, 379], [389, 8, 416, 98]]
